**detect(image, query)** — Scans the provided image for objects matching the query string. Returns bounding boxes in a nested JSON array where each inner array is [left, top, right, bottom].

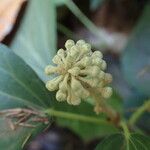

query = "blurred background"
[[0, 0, 150, 149]]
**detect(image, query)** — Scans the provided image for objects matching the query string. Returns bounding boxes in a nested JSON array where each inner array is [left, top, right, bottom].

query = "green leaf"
[[95, 133, 150, 150], [11, 0, 57, 82], [55, 92, 122, 140], [0, 44, 53, 110], [0, 118, 46, 150], [0, 44, 53, 149], [122, 4, 150, 97]]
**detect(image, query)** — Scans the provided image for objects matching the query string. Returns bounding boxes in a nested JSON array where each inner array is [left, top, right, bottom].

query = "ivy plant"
[[0, 0, 149, 150]]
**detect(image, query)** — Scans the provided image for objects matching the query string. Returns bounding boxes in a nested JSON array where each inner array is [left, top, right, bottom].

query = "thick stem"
[[128, 100, 150, 126], [44, 108, 118, 129]]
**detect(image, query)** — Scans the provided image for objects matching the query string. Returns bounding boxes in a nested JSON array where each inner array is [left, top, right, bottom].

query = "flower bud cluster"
[[45, 40, 112, 112]]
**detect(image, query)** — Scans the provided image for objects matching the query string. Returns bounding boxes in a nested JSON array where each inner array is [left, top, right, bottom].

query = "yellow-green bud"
[[98, 71, 105, 79], [76, 40, 85, 47], [92, 51, 103, 58], [56, 90, 67, 101], [59, 74, 69, 92], [71, 76, 89, 99], [71, 77, 82, 91], [46, 75, 63, 91], [52, 55, 62, 65], [81, 43, 91, 54], [57, 48, 65, 57], [101, 87, 112, 98], [101, 60, 107, 70], [57, 49, 66, 62], [92, 57, 103, 66], [45, 65, 58, 75], [67, 89, 81, 105], [69, 46, 79, 58], [65, 39, 75, 50]]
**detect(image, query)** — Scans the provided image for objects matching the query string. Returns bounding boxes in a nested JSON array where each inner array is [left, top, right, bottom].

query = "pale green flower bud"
[[59, 74, 69, 92], [67, 89, 81, 105], [56, 90, 67, 101], [70, 46, 79, 56], [76, 40, 85, 47], [57, 48, 65, 57], [92, 51, 103, 59], [71, 76, 89, 99], [65, 39, 75, 50], [45, 65, 58, 75], [81, 43, 91, 54], [101, 87, 112, 98], [57, 49, 66, 62], [46, 75, 63, 91], [98, 71, 105, 79], [71, 76, 82, 91], [77, 88, 89, 99], [92, 57, 103, 66], [101, 60, 107, 70], [52, 55, 62, 65], [69, 96, 81, 105]]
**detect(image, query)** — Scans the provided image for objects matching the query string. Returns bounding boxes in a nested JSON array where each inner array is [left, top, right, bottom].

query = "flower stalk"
[[44, 108, 118, 129]]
